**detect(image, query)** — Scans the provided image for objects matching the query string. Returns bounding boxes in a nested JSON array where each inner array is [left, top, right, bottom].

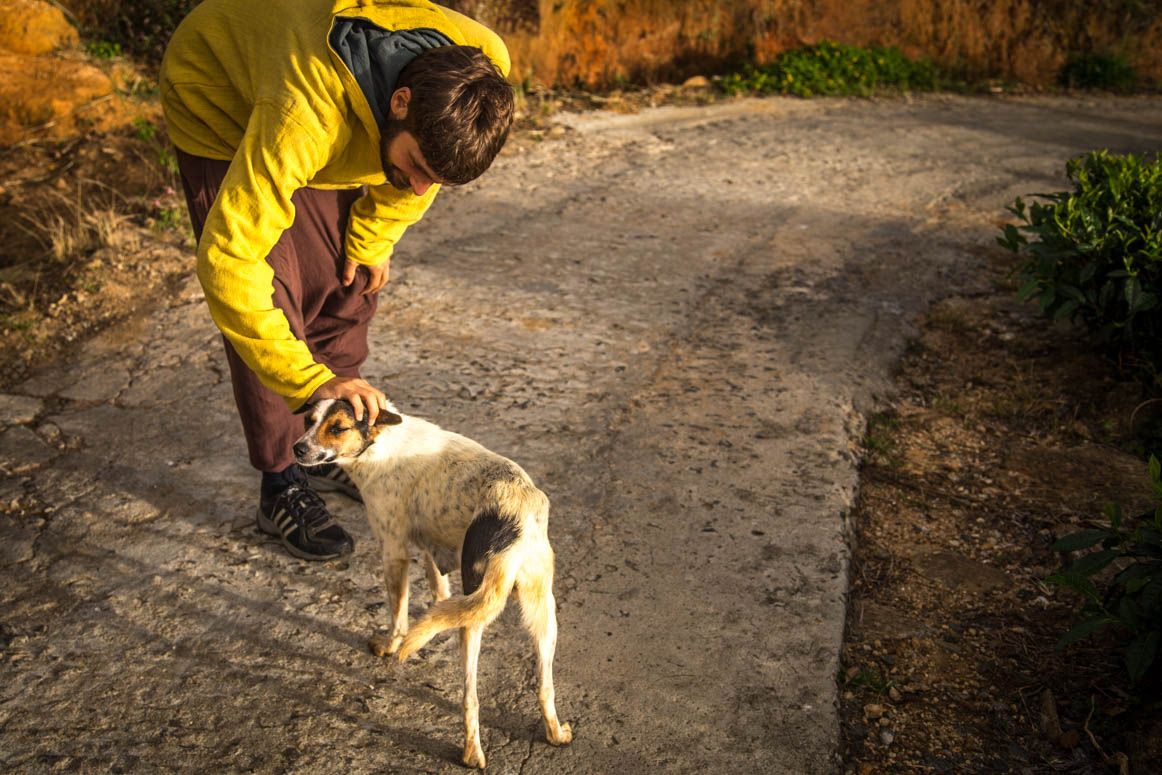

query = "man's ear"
[[388, 87, 411, 121]]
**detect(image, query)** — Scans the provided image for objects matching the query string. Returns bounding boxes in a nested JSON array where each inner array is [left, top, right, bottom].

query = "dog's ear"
[[376, 410, 403, 426], [364, 409, 402, 443]]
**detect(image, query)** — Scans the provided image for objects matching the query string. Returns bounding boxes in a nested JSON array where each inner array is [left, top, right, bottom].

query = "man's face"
[[381, 120, 443, 197]]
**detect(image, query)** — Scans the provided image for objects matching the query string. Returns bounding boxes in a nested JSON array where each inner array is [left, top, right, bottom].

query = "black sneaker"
[[257, 482, 354, 560], [303, 462, 362, 503]]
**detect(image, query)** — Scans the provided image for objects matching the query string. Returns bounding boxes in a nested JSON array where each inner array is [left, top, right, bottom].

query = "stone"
[[0, 394, 42, 425], [57, 362, 130, 403], [913, 551, 1011, 594], [0, 52, 115, 145], [0, 0, 77, 56], [0, 424, 57, 473]]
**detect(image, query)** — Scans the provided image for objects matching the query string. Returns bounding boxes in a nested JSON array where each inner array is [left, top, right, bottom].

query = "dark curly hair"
[[396, 45, 514, 185]]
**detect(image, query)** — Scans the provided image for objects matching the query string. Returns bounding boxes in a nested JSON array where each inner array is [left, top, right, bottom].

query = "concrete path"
[[3, 94, 1162, 774]]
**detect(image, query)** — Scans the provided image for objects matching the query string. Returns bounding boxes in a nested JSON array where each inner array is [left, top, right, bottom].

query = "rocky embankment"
[[0, 0, 146, 145]]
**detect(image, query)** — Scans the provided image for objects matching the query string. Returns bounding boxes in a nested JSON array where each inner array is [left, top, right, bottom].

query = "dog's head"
[[293, 398, 403, 466]]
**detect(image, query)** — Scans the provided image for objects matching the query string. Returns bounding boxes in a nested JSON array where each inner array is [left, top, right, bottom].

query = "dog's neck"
[[346, 413, 440, 466]]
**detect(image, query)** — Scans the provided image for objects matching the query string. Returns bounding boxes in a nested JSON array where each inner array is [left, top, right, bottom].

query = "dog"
[[293, 398, 572, 768]]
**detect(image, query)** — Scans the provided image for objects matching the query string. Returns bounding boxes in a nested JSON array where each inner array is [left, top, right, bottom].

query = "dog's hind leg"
[[423, 551, 451, 603], [460, 625, 487, 768], [517, 565, 572, 746]]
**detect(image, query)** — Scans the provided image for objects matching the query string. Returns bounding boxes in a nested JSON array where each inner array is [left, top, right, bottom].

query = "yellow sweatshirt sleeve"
[[344, 182, 441, 266], [196, 101, 337, 411]]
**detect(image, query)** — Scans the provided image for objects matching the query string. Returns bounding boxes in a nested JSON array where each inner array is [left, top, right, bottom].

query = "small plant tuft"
[[722, 40, 945, 98], [133, 117, 179, 179], [862, 412, 900, 466], [85, 40, 122, 60], [1046, 455, 1162, 684], [1060, 52, 1137, 92], [84, 0, 199, 66]]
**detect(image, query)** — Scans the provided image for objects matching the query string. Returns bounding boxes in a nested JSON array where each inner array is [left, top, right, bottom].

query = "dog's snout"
[[293, 440, 310, 459]]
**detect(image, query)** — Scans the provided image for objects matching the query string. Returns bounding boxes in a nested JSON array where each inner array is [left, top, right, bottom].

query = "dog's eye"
[[330, 424, 350, 433]]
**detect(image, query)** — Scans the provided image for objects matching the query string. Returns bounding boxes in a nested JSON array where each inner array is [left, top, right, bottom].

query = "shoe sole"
[[256, 506, 350, 561]]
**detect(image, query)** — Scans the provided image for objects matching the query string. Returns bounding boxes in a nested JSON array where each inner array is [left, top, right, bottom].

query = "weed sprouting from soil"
[[843, 249, 1162, 773]]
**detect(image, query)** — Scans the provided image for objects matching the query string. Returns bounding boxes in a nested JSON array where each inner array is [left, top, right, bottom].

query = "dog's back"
[[355, 416, 547, 571], [294, 398, 570, 765], [396, 446, 551, 660]]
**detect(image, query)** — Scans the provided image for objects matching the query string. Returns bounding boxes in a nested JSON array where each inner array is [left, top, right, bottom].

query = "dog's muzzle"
[[293, 441, 334, 466]]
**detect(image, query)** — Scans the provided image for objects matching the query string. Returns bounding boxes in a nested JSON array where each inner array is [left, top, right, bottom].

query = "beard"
[[380, 117, 410, 191]]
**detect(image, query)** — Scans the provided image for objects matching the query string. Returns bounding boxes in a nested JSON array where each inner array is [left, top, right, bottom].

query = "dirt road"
[[3, 94, 1162, 774]]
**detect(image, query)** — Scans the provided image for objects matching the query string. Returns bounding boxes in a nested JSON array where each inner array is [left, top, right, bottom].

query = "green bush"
[[1060, 52, 1138, 91], [722, 40, 943, 98], [86, 0, 200, 66], [998, 151, 1162, 381], [1047, 455, 1162, 683]]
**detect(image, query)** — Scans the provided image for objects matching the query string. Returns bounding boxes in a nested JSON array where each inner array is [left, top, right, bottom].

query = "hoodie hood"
[[330, 17, 452, 131]]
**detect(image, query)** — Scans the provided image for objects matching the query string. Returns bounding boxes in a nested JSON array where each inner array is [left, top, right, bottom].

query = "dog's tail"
[[397, 507, 525, 661]]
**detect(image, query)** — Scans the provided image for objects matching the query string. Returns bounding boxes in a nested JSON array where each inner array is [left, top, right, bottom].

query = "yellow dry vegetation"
[[0, 0, 153, 145], [477, 0, 1161, 88]]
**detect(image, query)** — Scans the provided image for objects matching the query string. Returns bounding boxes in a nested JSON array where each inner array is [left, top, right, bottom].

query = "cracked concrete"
[[2, 94, 1162, 774]]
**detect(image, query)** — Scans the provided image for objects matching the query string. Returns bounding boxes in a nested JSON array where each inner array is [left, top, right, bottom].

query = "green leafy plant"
[[133, 118, 179, 178], [1060, 52, 1137, 91], [85, 40, 122, 60], [998, 151, 1162, 381], [722, 40, 944, 98], [1046, 455, 1162, 683]]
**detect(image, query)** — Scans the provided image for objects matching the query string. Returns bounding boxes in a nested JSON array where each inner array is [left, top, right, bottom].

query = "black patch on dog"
[[353, 411, 371, 436], [332, 400, 377, 456], [460, 509, 520, 595]]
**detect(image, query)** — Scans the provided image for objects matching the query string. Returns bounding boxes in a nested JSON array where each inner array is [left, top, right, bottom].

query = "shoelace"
[[278, 484, 337, 534]]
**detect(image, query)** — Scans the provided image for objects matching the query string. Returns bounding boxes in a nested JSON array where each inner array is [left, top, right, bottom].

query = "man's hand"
[[311, 376, 387, 423], [343, 259, 390, 296]]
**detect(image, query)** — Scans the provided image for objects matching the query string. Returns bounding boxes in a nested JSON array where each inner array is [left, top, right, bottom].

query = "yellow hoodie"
[[160, 0, 509, 410]]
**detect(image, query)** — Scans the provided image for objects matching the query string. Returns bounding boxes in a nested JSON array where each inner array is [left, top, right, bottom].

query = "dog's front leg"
[[423, 552, 451, 602], [368, 557, 410, 656], [460, 625, 486, 768]]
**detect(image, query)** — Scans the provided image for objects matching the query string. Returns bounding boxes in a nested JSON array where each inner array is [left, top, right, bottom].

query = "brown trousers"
[[176, 148, 378, 473]]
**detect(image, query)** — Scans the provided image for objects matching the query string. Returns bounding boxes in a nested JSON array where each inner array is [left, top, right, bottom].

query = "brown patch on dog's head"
[[294, 399, 402, 464]]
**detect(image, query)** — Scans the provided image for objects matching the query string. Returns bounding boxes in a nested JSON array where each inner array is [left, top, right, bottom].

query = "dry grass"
[[488, 0, 1161, 88], [12, 187, 136, 266], [0, 126, 190, 387]]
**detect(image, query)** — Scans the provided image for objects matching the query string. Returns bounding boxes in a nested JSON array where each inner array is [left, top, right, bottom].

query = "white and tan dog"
[[293, 398, 572, 768]]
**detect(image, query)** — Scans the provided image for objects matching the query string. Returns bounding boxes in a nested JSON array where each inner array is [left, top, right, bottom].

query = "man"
[[160, 0, 514, 560]]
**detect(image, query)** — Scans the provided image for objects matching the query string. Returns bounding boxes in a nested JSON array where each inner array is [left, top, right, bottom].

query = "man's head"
[[381, 45, 514, 194]]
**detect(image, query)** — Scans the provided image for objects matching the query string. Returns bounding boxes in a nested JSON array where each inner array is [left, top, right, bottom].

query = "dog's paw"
[[367, 634, 404, 657], [547, 722, 573, 746], [396, 639, 417, 662], [461, 744, 486, 769]]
